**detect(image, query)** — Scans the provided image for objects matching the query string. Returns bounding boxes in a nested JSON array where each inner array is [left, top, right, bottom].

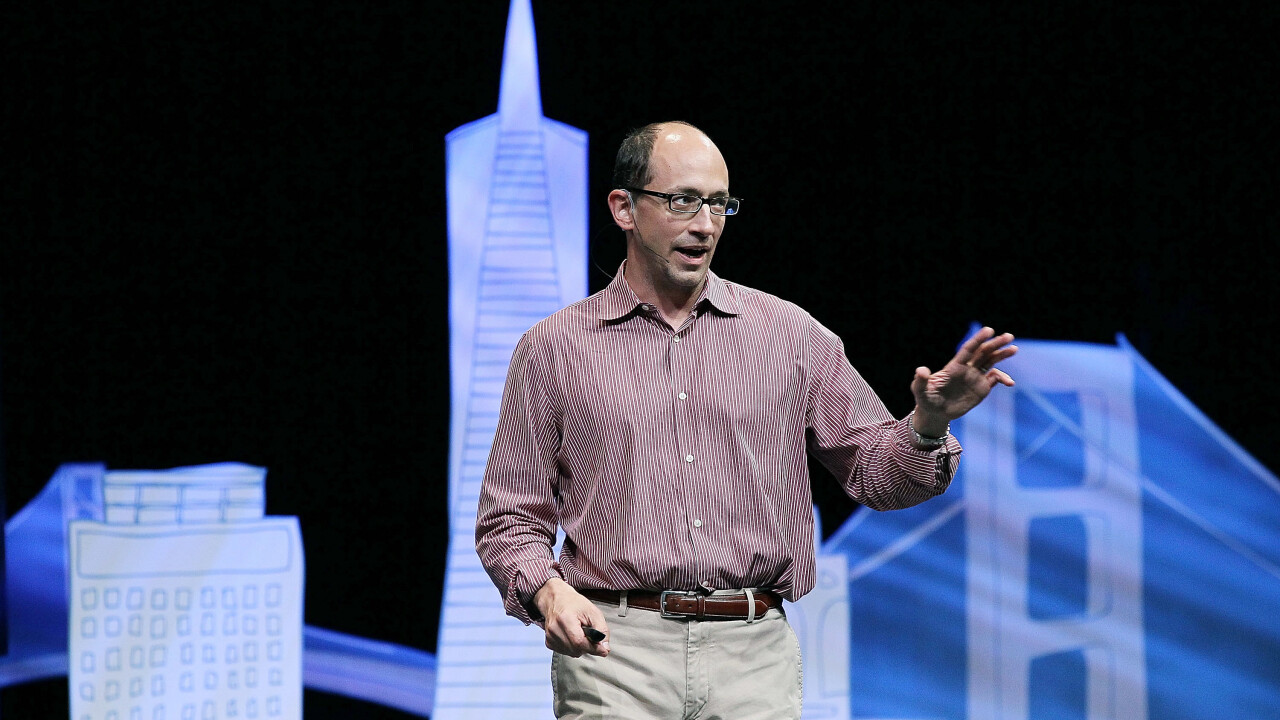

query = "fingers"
[[582, 605, 611, 657], [544, 628, 580, 657], [959, 327, 1017, 373], [909, 366, 929, 403], [543, 594, 611, 658], [912, 366, 931, 385], [544, 615, 590, 657], [955, 326, 995, 364], [985, 367, 1016, 387]]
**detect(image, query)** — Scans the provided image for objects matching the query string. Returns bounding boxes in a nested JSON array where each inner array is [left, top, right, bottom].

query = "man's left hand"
[[909, 326, 1017, 435]]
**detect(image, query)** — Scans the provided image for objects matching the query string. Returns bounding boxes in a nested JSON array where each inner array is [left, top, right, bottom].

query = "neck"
[[622, 259, 704, 329]]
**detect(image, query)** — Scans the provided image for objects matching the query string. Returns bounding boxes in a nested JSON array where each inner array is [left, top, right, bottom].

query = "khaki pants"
[[552, 597, 802, 719]]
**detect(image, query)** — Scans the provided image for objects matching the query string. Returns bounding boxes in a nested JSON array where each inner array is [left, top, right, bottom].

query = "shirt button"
[[678, 392, 688, 400], [685, 454, 694, 463], [672, 336, 682, 343], [693, 519, 703, 528]]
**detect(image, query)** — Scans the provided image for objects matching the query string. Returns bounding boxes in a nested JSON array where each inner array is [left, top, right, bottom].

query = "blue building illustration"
[[66, 464, 304, 720], [433, 0, 588, 716], [829, 334, 1280, 719], [784, 520, 852, 719], [3, 462, 439, 716]]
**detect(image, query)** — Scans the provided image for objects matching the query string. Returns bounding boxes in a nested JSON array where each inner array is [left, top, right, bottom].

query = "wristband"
[[908, 412, 949, 449]]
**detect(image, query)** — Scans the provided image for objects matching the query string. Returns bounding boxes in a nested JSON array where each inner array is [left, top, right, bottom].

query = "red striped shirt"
[[476, 265, 961, 624]]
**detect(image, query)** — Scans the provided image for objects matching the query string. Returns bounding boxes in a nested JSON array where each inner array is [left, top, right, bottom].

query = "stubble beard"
[[661, 251, 712, 296]]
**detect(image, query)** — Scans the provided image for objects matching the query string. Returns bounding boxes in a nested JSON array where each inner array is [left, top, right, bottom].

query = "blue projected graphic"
[[2, 5, 1275, 713], [433, 0, 588, 716], [0, 462, 308, 720], [2, 334, 1276, 715], [829, 335, 1280, 719], [2, 463, 438, 715]]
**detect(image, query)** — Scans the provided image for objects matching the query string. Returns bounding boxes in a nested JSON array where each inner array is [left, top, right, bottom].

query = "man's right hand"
[[533, 577, 611, 658]]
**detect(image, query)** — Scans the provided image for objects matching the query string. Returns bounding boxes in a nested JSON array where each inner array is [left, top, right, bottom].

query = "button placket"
[[670, 328, 695, 471], [670, 316, 708, 588]]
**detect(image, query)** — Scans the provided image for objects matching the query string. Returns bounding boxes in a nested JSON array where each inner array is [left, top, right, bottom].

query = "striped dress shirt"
[[476, 265, 961, 624]]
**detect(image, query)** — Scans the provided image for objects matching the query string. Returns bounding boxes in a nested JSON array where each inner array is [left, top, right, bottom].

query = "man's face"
[[627, 126, 730, 295]]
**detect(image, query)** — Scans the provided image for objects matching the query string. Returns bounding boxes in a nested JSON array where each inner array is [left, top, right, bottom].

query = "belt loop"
[[618, 590, 629, 617], [745, 588, 756, 624]]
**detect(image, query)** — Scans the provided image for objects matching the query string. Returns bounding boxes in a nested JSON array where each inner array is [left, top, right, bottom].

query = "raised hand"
[[910, 326, 1017, 432]]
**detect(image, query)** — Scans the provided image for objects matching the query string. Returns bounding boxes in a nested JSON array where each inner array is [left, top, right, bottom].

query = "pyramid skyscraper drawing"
[[434, 0, 588, 715]]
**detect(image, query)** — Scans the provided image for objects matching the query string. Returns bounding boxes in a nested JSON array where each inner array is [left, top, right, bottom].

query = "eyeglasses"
[[623, 187, 741, 216]]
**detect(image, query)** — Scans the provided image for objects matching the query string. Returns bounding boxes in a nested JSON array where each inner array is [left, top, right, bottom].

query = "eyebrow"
[[672, 187, 731, 197]]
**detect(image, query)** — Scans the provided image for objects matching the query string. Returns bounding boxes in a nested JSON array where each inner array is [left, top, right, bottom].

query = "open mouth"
[[675, 246, 710, 262]]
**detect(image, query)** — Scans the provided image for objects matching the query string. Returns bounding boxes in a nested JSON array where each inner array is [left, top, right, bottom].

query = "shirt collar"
[[598, 261, 742, 323]]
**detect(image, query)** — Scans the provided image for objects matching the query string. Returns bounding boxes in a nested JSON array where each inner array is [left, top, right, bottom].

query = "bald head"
[[612, 121, 723, 190]]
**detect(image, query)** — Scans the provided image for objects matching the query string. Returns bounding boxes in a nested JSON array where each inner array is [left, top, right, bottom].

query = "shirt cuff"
[[893, 418, 963, 490], [505, 559, 565, 626]]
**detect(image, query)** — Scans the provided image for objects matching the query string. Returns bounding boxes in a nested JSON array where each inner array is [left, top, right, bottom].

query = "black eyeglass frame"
[[622, 187, 742, 216]]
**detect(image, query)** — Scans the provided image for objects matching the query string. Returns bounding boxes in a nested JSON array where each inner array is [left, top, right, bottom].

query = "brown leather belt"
[[580, 588, 782, 621]]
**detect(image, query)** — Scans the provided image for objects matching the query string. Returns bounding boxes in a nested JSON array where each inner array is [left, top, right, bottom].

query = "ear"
[[608, 189, 635, 230]]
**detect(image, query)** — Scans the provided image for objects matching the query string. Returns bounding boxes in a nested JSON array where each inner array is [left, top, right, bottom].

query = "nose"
[[687, 202, 718, 237]]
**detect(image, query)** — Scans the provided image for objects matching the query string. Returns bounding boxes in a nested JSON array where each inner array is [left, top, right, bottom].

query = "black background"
[[3, 2, 1277, 717]]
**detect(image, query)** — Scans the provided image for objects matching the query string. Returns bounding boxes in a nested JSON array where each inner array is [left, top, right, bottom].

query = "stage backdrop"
[[5, 1, 1278, 717], [426, 3, 1280, 716]]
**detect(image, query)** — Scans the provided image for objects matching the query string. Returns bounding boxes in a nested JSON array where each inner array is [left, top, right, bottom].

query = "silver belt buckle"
[[659, 590, 699, 619]]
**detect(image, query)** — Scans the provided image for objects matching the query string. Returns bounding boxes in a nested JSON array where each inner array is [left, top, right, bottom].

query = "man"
[[476, 121, 1016, 718]]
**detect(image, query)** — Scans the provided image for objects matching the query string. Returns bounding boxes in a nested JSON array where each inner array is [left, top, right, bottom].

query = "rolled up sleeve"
[[804, 319, 963, 510], [475, 333, 564, 625]]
